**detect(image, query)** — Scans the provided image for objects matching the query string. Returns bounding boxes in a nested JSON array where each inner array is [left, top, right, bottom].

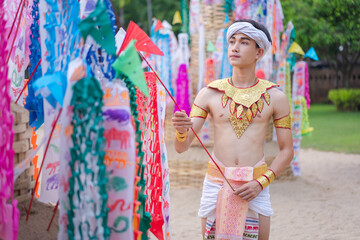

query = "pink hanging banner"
[[0, 0, 19, 238], [175, 64, 191, 115]]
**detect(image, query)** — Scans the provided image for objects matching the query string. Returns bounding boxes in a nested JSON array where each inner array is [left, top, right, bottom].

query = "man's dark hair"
[[233, 19, 272, 47]]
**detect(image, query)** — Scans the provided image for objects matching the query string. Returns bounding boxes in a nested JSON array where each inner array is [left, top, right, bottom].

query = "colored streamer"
[[175, 64, 191, 115], [25, 0, 44, 129], [0, 0, 19, 238], [67, 76, 110, 240]]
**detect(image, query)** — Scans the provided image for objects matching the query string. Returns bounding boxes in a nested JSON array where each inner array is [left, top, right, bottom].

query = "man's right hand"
[[172, 110, 193, 134]]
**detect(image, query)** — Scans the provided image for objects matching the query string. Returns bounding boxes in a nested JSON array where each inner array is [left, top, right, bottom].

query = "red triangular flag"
[[150, 214, 164, 240], [118, 21, 164, 56], [154, 20, 163, 33]]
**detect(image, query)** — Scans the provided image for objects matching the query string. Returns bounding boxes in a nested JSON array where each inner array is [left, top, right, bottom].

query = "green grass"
[[301, 104, 360, 154]]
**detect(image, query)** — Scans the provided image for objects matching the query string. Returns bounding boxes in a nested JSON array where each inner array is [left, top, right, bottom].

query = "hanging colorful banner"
[[36, 0, 82, 205], [291, 61, 308, 176], [0, 1, 19, 238], [276, 59, 286, 92], [212, 29, 224, 80], [144, 74, 164, 240], [151, 21, 174, 96], [189, 0, 202, 35], [220, 29, 232, 79], [175, 64, 191, 115], [157, 82, 172, 240], [234, 0, 267, 25], [25, 0, 44, 130], [173, 33, 190, 102], [102, 81, 136, 240], [58, 58, 86, 240], [67, 76, 110, 240], [6, 0, 32, 103]]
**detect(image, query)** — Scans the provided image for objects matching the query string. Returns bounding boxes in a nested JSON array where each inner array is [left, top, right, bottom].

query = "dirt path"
[[169, 148, 360, 240]]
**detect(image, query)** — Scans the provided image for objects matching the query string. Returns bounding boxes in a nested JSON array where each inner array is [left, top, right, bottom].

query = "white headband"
[[226, 22, 271, 57]]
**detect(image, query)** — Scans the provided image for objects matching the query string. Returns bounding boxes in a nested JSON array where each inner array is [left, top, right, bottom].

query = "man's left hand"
[[233, 180, 262, 201]]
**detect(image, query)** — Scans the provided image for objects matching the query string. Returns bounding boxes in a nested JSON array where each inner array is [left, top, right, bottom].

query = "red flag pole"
[[6, 0, 25, 64], [15, 59, 42, 104], [139, 53, 235, 192], [47, 200, 59, 231], [7, 0, 25, 40]]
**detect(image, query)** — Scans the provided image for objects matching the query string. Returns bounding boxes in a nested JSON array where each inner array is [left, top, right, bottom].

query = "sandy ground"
[[17, 147, 360, 240], [168, 148, 360, 240]]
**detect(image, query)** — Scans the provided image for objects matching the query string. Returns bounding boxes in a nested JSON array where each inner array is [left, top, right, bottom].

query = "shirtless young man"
[[172, 20, 294, 240]]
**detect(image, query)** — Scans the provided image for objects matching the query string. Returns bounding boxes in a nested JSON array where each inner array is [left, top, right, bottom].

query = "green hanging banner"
[[180, 0, 190, 37]]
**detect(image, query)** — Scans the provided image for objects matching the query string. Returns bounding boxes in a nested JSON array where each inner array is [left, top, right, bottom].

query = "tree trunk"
[[340, 62, 354, 88], [119, 7, 125, 28], [334, 63, 339, 89], [329, 60, 339, 89], [147, 0, 153, 34], [342, 68, 350, 88]]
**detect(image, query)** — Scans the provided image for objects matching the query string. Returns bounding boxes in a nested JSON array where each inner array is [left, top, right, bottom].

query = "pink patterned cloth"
[[200, 156, 270, 240], [215, 167, 253, 239]]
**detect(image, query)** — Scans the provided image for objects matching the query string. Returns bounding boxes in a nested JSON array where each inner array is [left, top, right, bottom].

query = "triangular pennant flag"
[[172, 11, 182, 25], [78, 0, 117, 55], [256, 4, 264, 17], [155, 20, 163, 32], [112, 40, 149, 97], [288, 41, 305, 55], [118, 21, 164, 56], [304, 47, 319, 61], [32, 72, 67, 108], [150, 214, 165, 240], [115, 27, 126, 53], [206, 41, 217, 52]]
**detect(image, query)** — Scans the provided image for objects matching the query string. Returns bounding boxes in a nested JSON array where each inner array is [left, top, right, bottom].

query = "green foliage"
[[328, 89, 360, 111], [112, 0, 181, 34], [282, 0, 360, 87], [301, 104, 360, 154], [282, 0, 360, 58]]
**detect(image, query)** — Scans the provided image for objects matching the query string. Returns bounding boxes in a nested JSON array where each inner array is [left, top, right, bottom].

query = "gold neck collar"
[[208, 78, 278, 108], [208, 78, 278, 138]]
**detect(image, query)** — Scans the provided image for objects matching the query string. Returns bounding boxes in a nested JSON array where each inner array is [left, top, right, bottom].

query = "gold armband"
[[274, 114, 291, 129], [189, 103, 208, 119], [176, 130, 188, 142], [256, 169, 276, 190]]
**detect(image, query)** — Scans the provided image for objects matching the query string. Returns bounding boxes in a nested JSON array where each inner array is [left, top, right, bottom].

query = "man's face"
[[227, 33, 262, 67]]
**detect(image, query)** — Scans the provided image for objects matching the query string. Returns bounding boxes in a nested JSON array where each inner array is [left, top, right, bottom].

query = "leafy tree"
[[111, 0, 181, 35], [282, 0, 360, 88]]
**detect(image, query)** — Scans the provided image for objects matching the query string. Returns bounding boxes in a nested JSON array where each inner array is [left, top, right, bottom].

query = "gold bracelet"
[[176, 135, 187, 142], [176, 130, 188, 137], [263, 170, 275, 183], [176, 130, 188, 142], [256, 175, 270, 190]]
